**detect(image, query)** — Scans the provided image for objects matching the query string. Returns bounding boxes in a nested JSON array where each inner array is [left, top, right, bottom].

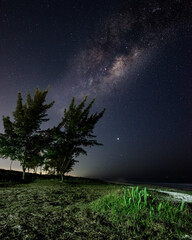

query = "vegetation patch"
[[90, 186, 192, 239], [0, 177, 192, 239]]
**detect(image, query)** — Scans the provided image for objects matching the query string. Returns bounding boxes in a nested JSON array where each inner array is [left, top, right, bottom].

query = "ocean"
[[103, 179, 192, 191]]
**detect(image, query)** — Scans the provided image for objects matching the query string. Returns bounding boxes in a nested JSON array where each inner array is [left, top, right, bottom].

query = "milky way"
[[0, 0, 191, 178], [60, 0, 191, 98]]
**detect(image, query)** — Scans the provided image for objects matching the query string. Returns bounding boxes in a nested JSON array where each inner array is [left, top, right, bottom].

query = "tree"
[[0, 88, 54, 180], [45, 96, 105, 181]]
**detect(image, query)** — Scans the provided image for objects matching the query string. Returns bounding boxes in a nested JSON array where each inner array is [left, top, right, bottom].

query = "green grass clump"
[[90, 186, 192, 239]]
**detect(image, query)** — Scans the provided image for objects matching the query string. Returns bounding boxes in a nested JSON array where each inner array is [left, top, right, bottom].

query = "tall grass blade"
[[180, 201, 184, 212]]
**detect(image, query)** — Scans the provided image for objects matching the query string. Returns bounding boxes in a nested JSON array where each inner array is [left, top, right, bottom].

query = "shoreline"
[[104, 180, 192, 192]]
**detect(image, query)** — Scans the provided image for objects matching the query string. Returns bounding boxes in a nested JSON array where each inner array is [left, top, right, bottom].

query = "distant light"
[[117, 137, 120, 141]]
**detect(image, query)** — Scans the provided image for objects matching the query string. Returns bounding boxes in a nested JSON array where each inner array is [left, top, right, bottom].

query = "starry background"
[[0, 0, 192, 181]]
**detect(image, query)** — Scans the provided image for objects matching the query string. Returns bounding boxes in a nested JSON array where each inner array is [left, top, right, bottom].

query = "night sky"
[[0, 0, 192, 180]]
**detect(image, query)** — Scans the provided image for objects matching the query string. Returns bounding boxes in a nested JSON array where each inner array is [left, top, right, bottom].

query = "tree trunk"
[[61, 174, 64, 182], [63, 158, 71, 175], [10, 160, 13, 171], [22, 166, 26, 180]]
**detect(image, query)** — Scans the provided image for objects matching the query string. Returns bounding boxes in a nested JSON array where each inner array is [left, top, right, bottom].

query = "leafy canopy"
[[45, 96, 105, 177], [0, 88, 54, 177]]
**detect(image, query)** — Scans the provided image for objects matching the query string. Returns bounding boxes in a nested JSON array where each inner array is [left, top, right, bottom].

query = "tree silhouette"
[[0, 88, 54, 180], [45, 96, 105, 181]]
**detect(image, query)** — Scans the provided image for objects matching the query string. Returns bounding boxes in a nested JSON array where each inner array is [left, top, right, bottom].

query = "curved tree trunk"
[[63, 158, 71, 176]]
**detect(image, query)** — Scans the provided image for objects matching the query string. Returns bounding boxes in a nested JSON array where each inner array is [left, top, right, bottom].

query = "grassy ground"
[[0, 174, 192, 240]]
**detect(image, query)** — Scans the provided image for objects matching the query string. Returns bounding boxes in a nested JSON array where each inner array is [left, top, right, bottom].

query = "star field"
[[0, 0, 192, 180]]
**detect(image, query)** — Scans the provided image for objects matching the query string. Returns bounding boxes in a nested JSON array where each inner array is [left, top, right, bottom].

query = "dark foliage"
[[45, 96, 105, 181], [0, 89, 54, 180]]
